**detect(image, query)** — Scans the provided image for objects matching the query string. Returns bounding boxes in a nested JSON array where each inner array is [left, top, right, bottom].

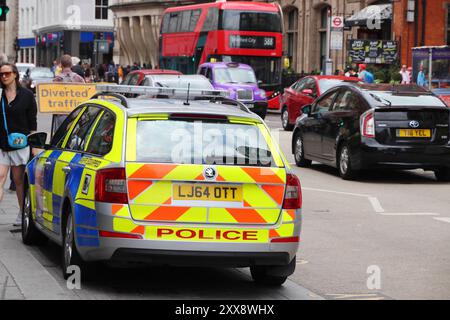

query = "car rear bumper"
[[355, 139, 450, 170], [110, 249, 291, 267], [75, 204, 301, 267]]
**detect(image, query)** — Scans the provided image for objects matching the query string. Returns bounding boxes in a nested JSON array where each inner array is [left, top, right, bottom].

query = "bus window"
[[220, 10, 282, 33], [202, 7, 219, 32]]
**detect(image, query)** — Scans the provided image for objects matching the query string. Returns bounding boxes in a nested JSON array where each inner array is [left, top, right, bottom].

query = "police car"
[[23, 85, 302, 286]]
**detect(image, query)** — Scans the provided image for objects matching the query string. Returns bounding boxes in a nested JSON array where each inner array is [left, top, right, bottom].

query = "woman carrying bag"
[[0, 62, 37, 227]]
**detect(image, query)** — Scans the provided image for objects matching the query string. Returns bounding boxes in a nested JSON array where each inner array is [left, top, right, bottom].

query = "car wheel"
[[22, 184, 48, 245], [62, 208, 93, 281], [294, 133, 312, 167], [250, 266, 288, 286], [338, 144, 357, 180], [281, 107, 293, 131], [434, 167, 450, 182]]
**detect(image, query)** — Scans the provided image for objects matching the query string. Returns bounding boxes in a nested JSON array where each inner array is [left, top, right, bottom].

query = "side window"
[[304, 78, 317, 95], [202, 8, 219, 31], [199, 67, 207, 76], [205, 68, 212, 80], [86, 111, 116, 156], [128, 74, 140, 85], [51, 107, 84, 148], [168, 12, 180, 33], [312, 91, 338, 114], [161, 13, 170, 34], [332, 90, 362, 112], [66, 106, 102, 151], [293, 78, 307, 92]]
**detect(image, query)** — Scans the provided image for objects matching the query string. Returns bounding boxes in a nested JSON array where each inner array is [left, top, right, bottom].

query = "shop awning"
[[345, 4, 392, 27]]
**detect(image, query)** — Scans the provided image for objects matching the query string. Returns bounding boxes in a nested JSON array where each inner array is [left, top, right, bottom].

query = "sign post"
[[330, 16, 344, 51]]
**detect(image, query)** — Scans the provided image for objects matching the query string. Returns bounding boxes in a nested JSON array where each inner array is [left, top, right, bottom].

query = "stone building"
[[278, 0, 392, 74], [18, 0, 37, 64], [0, 0, 18, 62]]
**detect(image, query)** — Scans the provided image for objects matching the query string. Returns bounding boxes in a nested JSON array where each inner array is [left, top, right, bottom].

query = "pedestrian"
[[417, 65, 427, 87], [97, 64, 105, 82], [0, 62, 38, 226], [399, 65, 410, 84], [407, 67, 413, 84], [51, 60, 58, 76], [53, 54, 85, 129], [358, 64, 374, 83], [118, 65, 124, 84]]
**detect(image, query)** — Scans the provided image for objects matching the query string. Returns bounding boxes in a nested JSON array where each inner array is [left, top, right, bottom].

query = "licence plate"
[[173, 183, 243, 202], [396, 129, 431, 138]]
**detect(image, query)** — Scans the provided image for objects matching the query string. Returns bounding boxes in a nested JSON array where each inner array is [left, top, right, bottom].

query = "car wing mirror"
[[27, 132, 48, 149], [301, 89, 313, 96]]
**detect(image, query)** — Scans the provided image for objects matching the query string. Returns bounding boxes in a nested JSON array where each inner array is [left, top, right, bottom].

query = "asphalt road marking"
[[325, 293, 387, 300], [303, 187, 441, 218], [368, 197, 385, 213], [433, 217, 450, 224], [379, 212, 440, 216]]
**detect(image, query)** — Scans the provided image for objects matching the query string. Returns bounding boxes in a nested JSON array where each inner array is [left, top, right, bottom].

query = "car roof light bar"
[[96, 84, 229, 99]]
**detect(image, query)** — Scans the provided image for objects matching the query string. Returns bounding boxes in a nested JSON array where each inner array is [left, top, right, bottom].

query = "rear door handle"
[[62, 166, 71, 174]]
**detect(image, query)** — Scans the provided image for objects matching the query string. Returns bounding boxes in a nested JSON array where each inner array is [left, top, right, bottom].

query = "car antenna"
[[184, 83, 191, 106]]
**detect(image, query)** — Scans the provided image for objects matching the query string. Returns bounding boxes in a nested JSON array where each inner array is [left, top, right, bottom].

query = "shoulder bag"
[[1, 97, 28, 149]]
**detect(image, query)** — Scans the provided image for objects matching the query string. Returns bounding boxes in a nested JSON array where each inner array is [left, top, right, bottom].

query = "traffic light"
[[0, 0, 9, 22]]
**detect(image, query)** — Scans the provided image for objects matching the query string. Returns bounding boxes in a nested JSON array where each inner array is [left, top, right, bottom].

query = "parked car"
[[198, 62, 268, 119], [20, 67, 54, 93], [281, 75, 360, 130], [292, 83, 450, 181], [16, 63, 36, 81], [121, 69, 182, 86]]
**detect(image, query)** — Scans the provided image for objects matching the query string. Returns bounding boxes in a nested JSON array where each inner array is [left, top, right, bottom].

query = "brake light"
[[361, 110, 375, 138], [283, 173, 302, 209], [95, 168, 128, 204], [270, 236, 300, 243]]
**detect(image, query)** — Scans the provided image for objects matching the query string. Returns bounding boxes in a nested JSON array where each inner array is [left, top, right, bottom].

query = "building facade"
[[279, 0, 392, 74], [33, 0, 115, 67], [18, 0, 37, 64], [393, 0, 450, 66], [0, 0, 18, 62]]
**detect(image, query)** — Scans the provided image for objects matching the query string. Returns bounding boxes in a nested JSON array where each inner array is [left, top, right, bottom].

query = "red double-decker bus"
[[159, 1, 283, 110]]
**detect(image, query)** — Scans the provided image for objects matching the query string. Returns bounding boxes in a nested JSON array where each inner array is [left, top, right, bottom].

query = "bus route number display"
[[229, 35, 275, 49]]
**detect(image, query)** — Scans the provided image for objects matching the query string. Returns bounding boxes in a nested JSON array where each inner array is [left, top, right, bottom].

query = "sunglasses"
[[0, 71, 14, 78]]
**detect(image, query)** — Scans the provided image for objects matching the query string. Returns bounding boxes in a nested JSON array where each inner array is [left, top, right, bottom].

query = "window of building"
[[285, 8, 298, 70], [319, 6, 330, 72], [95, 0, 109, 20]]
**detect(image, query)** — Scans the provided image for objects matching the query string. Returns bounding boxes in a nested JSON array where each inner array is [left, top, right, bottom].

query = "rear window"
[[135, 120, 274, 166]]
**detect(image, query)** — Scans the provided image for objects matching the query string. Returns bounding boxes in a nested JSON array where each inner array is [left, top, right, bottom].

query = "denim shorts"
[[0, 147, 30, 166]]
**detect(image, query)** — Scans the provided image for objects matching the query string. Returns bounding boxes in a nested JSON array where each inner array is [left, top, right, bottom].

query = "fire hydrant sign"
[[37, 83, 97, 114]]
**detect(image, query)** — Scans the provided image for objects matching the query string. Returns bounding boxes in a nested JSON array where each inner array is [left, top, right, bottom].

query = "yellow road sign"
[[36, 83, 97, 114]]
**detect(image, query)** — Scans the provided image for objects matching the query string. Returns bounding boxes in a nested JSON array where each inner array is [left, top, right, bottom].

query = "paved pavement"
[[0, 188, 72, 300]]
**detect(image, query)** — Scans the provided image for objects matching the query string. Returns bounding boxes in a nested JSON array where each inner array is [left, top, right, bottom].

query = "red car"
[[281, 75, 360, 130], [121, 69, 182, 86]]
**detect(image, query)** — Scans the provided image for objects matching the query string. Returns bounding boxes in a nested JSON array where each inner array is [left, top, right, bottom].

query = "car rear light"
[[361, 109, 375, 138], [99, 230, 143, 239], [95, 168, 128, 204], [270, 236, 300, 243], [283, 173, 302, 209]]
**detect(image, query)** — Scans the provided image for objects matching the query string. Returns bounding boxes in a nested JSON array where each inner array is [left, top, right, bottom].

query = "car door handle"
[[62, 166, 71, 174]]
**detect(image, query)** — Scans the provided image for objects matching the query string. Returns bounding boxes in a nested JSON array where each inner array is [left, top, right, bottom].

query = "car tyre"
[[250, 266, 288, 286], [22, 183, 48, 246], [62, 208, 95, 281], [338, 144, 357, 180], [281, 107, 293, 131], [294, 133, 312, 167], [434, 167, 450, 182]]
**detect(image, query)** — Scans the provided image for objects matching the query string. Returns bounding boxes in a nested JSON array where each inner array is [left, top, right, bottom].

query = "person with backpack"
[[358, 64, 374, 84]]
